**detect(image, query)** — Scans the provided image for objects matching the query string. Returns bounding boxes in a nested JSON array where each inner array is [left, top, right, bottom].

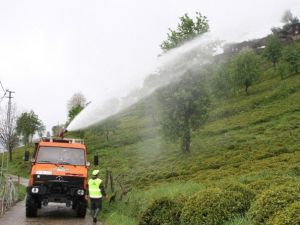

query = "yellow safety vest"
[[88, 178, 102, 198]]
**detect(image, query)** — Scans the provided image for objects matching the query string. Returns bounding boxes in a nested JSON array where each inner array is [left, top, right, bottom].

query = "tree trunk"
[[245, 85, 249, 95], [9, 147, 12, 162], [182, 116, 191, 153], [106, 131, 109, 141]]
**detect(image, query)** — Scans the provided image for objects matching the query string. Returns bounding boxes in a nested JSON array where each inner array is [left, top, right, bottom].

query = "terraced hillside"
[[7, 66, 300, 225]]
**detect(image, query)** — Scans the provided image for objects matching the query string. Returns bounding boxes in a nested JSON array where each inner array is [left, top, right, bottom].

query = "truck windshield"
[[36, 147, 85, 166]]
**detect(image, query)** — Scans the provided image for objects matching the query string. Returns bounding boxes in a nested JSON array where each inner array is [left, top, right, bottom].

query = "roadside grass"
[[17, 183, 26, 201]]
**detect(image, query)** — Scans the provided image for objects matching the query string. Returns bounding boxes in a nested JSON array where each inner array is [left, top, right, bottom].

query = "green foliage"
[[263, 35, 282, 67], [280, 43, 300, 76], [212, 64, 232, 98], [51, 124, 64, 136], [180, 188, 245, 225], [16, 110, 43, 145], [97, 119, 118, 141], [225, 216, 253, 225], [161, 12, 209, 51], [272, 201, 300, 225], [218, 181, 255, 212], [248, 183, 300, 225], [139, 198, 182, 225], [229, 50, 262, 94], [158, 72, 210, 153], [68, 104, 83, 123]]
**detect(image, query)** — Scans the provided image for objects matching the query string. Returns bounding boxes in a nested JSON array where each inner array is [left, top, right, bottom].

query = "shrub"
[[139, 198, 182, 225], [272, 201, 300, 225], [248, 183, 300, 225], [220, 181, 255, 212], [180, 188, 245, 225], [247, 177, 298, 194]]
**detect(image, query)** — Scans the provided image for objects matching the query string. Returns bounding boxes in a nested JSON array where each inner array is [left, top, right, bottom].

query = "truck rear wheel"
[[26, 195, 38, 217], [76, 200, 87, 218]]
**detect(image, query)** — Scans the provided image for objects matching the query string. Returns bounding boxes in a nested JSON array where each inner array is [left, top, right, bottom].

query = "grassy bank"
[[5, 72, 300, 224]]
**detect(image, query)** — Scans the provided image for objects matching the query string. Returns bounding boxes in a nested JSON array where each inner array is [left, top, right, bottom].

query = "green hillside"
[[80, 64, 300, 224], [5, 46, 300, 224]]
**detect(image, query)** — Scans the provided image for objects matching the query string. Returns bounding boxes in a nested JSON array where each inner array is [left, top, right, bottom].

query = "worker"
[[88, 169, 107, 223]]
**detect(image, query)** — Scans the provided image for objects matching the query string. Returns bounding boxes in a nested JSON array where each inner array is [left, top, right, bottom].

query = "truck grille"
[[34, 175, 84, 186]]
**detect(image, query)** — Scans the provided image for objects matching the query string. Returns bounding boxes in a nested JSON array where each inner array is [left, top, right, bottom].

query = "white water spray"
[[67, 6, 300, 131]]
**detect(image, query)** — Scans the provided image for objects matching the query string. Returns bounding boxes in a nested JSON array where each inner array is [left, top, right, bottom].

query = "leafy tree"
[[37, 124, 46, 138], [52, 124, 64, 137], [98, 119, 118, 141], [68, 104, 84, 123], [67, 92, 87, 124], [229, 50, 262, 95], [280, 43, 300, 76], [160, 12, 209, 51], [281, 10, 299, 24], [0, 104, 19, 161], [16, 110, 42, 145], [67, 92, 86, 111], [263, 35, 282, 67], [212, 64, 232, 98], [158, 72, 210, 153]]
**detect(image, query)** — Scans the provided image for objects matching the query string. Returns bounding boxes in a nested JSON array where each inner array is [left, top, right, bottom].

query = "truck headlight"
[[77, 189, 85, 196], [31, 187, 39, 194]]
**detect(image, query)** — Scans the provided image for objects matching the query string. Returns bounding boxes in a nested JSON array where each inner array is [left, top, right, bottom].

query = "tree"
[[229, 50, 262, 95], [280, 43, 300, 76], [52, 124, 64, 137], [37, 124, 46, 138], [67, 92, 86, 111], [263, 35, 282, 67], [0, 104, 19, 161], [16, 110, 42, 145], [98, 119, 118, 141], [68, 104, 84, 123], [281, 10, 299, 24], [160, 12, 209, 51], [212, 64, 232, 98], [158, 72, 210, 153], [67, 92, 86, 124]]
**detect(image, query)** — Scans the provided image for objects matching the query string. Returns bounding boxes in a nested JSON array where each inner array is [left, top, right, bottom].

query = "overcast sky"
[[0, 0, 299, 132]]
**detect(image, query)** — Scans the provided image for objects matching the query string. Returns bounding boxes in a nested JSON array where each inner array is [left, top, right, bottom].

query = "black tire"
[[37, 200, 42, 209], [76, 200, 87, 218], [26, 194, 38, 218]]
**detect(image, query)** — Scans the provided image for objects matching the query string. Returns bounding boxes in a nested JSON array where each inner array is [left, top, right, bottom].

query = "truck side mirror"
[[24, 151, 30, 161], [94, 155, 99, 166]]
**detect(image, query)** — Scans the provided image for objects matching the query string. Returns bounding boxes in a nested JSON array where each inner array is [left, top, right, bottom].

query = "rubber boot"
[[93, 208, 100, 223]]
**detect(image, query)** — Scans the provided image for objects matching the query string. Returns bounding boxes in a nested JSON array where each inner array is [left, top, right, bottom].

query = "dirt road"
[[0, 201, 101, 225], [0, 175, 103, 225]]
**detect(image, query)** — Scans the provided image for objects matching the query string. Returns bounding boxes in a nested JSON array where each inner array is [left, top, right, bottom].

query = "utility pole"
[[6, 90, 15, 162]]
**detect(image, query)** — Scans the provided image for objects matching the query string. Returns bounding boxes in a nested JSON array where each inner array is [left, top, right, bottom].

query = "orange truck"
[[24, 137, 99, 218]]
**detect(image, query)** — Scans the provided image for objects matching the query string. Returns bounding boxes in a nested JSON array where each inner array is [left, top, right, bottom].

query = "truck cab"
[[25, 138, 91, 218]]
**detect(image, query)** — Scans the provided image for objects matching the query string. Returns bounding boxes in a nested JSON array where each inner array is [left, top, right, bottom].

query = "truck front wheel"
[[76, 200, 87, 218], [26, 194, 38, 217]]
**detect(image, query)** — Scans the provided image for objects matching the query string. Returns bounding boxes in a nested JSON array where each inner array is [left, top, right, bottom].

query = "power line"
[[0, 80, 7, 104], [0, 80, 6, 94]]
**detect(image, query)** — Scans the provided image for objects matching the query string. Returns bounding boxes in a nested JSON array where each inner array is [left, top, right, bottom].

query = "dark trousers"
[[90, 197, 103, 219]]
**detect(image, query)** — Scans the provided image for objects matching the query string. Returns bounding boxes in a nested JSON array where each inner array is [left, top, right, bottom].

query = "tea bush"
[[248, 183, 300, 225], [139, 198, 182, 225], [272, 201, 300, 225], [180, 188, 245, 225], [219, 181, 255, 212]]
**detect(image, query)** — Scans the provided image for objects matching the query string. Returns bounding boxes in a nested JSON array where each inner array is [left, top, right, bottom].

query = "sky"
[[0, 0, 299, 132]]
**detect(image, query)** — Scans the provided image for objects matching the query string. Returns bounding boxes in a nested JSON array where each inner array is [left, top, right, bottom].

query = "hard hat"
[[92, 170, 99, 176]]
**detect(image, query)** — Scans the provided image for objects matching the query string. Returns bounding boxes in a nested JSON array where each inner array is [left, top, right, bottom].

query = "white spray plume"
[[67, 6, 300, 131]]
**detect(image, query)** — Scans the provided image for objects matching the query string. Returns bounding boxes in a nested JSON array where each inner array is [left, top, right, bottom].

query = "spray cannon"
[[59, 128, 68, 139]]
